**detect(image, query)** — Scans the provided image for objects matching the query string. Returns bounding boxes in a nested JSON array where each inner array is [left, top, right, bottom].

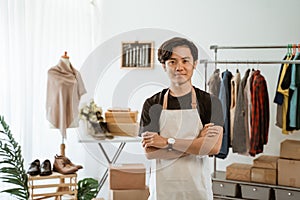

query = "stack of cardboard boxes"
[[225, 156, 278, 185], [109, 163, 149, 200], [278, 139, 300, 188], [226, 139, 300, 188], [251, 155, 279, 185], [105, 108, 138, 137]]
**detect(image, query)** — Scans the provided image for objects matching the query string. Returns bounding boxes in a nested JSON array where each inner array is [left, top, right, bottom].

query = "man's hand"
[[141, 132, 168, 149], [199, 123, 222, 138]]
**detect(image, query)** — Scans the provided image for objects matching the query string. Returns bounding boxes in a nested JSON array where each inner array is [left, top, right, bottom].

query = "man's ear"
[[193, 61, 198, 69]]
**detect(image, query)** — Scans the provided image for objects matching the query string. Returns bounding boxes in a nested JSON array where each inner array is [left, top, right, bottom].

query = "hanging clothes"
[[276, 55, 294, 134], [289, 53, 300, 129], [273, 55, 288, 129], [216, 70, 232, 159], [232, 69, 250, 154], [230, 69, 240, 146], [207, 68, 221, 97], [46, 59, 87, 138], [249, 70, 269, 156], [244, 69, 254, 153], [295, 54, 300, 128], [281, 55, 296, 132]]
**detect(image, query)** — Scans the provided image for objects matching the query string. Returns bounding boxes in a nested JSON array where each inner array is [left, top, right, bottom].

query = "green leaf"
[[0, 167, 20, 174], [2, 177, 24, 186], [77, 178, 99, 200], [1, 188, 27, 200]]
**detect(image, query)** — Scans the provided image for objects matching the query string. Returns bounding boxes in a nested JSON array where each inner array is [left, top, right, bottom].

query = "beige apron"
[[148, 88, 213, 200]]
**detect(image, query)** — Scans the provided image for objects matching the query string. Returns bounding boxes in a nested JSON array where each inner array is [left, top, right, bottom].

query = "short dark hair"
[[157, 37, 198, 64]]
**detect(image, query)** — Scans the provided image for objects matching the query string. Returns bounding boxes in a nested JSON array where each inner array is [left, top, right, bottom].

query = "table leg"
[[96, 142, 126, 193]]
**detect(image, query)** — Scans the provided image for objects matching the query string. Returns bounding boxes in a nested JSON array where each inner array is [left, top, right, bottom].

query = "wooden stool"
[[27, 172, 77, 200]]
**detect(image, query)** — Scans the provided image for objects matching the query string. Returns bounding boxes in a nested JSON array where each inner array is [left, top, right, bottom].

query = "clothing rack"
[[199, 44, 300, 178], [199, 59, 300, 92], [209, 44, 300, 68], [210, 45, 295, 50], [200, 59, 300, 64]]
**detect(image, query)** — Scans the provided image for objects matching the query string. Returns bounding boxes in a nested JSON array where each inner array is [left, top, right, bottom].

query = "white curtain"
[[0, 0, 102, 195]]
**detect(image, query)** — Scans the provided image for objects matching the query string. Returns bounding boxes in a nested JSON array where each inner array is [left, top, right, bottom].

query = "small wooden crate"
[[27, 172, 77, 200]]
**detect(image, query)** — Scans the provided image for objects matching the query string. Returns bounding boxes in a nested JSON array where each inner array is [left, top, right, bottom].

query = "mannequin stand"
[[55, 141, 77, 200], [60, 143, 66, 156]]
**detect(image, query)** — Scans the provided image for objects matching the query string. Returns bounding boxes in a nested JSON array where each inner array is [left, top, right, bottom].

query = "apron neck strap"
[[163, 87, 197, 109]]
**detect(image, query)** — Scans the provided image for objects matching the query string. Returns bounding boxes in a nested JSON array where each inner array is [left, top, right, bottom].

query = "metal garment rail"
[[210, 45, 292, 50], [199, 59, 300, 64], [199, 58, 300, 178], [209, 44, 300, 68]]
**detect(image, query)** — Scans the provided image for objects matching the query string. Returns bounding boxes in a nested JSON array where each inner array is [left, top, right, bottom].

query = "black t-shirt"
[[138, 86, 224, 136]]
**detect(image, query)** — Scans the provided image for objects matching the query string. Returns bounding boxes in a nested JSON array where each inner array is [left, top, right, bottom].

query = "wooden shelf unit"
[[27, 172, 77, 200]]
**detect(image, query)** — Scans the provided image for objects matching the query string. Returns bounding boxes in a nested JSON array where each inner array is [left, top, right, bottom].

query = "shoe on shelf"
[[53, 155, 79, 174], [57, 154, 83, 170], [27, 159, 40, 176], [40, 159, 52, 176]]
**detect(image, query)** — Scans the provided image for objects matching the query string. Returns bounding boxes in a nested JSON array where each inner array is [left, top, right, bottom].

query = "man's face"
[[164, 46, 197, 86]]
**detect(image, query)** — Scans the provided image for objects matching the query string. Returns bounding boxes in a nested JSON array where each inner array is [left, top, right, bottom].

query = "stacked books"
[[105, 108, 139, 137]]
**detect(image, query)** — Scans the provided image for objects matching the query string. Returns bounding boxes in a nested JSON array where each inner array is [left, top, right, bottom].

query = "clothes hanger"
[[287, 44, 292, 57], [225, 60, 228, 71], [236, 63, 239, 73], [251, 63, 256, 71], [292, 44, 297, 56], [257, 62, 260, 71]]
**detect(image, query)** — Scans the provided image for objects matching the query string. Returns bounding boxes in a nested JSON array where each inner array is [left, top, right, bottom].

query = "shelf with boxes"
[[212, 139, 300, 200], [27, 172, 77, 200], [213, 171, 300, 200]]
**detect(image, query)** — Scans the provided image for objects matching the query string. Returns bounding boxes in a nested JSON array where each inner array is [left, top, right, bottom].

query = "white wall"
[[65, 0, 300, 199]]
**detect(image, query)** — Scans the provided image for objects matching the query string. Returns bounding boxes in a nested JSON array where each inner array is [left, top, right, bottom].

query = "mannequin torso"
[[60, 57, 71, 69]]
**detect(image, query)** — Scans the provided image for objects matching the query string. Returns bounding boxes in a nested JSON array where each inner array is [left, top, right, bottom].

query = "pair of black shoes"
[[27, 159, 52, 176]]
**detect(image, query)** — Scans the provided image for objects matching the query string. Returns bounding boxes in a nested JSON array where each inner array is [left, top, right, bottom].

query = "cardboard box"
[[107, 123, 138, 137], [253, 155, 279, 169], [226, 163, 252, 182], [107, 108, 131, 112], [280, 139, 300, 160], [110, 187, 149, 200], [278, 158, 300, 188], [105, 111, 138, 123], [109, 164, 146, 190], [251, 167, 277, 185]]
